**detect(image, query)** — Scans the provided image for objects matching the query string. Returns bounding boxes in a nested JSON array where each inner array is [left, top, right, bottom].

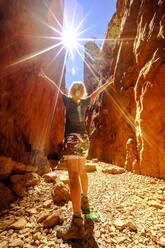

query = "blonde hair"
[[68, 81, 87, 99]]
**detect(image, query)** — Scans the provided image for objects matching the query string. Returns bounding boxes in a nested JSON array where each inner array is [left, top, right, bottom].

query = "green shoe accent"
[[85, 213, 100, 222]]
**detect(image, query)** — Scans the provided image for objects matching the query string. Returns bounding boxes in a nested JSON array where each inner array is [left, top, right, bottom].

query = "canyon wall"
[[87, 0, 165, 179], [84, 41, 100, 95], [0, 0, 65, 163]]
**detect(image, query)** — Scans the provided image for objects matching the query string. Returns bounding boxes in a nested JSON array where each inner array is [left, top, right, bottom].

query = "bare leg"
[[56, 156, 86, 240], [79, 157, 88, 196], [67, 158, 81, 213]]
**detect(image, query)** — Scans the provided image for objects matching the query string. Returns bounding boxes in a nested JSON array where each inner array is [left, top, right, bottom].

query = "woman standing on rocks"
[[40, 70, 114, 240]]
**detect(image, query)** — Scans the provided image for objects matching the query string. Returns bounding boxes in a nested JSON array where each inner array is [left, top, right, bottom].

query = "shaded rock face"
[[87, 0, 165, 179], [0, 0, 65, 163], [84, 41, 101, 95]]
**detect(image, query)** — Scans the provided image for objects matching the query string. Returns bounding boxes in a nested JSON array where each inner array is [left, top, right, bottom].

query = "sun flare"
[[61, 29, 78, 51]]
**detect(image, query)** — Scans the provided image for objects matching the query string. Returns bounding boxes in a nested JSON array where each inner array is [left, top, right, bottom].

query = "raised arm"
[[89, 75, 114, 102], [39, 69, 66, 95]]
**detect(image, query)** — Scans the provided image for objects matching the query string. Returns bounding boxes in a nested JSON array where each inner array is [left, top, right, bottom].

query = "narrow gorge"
[[0, 0, 165, 247]]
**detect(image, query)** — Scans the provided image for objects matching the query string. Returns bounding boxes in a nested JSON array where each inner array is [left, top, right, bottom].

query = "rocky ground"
[[0, 161, 165, 248]]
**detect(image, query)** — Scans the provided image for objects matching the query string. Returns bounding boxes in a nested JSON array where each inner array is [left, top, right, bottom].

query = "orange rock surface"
[[87, 0, 165, 179], [0, 0, 65, 162]]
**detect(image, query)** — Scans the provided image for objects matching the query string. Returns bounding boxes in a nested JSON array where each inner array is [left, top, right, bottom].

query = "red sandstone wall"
[[87, 0, 165, 179], [0, 0, 65, 162]]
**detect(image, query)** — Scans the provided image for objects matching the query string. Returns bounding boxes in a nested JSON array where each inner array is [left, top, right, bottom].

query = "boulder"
[[102, 166, 125, 174], [0, 156, 14, 180], [43, 213, 62, 227], [10, 217, 27, 230], [10, 173, 40, 196], [85, 162, 97, 172], [52, 181, 70, 206], [11, 183, 26, 197], [10, 173, 40, 186], [0, 183, 14, 210], [0, 156, 37, 180], [43, 172, 57, 183], [12, 161, 37, 174]]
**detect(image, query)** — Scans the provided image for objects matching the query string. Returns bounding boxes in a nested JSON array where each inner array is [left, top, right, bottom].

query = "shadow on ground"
[[65, 218, 99, 248]]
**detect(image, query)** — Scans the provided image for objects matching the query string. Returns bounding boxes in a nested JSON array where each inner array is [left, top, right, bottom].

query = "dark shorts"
[[63, 133, 89, 157]]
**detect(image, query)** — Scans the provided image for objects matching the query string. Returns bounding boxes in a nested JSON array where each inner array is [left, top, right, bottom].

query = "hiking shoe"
[[81, 195, 90, 214], [56, 215, 86, 240]]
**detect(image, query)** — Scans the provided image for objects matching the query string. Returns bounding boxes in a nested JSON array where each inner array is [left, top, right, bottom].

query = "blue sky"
[[64, 0, 116, 89]]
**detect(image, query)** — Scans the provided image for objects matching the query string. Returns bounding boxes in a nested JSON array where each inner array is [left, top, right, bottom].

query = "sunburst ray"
[[5, 41, 63, 69]]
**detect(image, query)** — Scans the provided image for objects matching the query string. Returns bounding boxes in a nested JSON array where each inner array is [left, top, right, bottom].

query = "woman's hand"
[[90, 75, 114, 102], [38, 68, 65, 95]]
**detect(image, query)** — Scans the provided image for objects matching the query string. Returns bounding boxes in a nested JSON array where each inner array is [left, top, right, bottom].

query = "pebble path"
[[0, 161, 165, 248]]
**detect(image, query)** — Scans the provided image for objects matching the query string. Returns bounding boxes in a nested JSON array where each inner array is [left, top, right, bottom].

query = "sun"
[[7, 2, 102, 81], [61, 29, 78, 51], [61, 27, 80, 60]]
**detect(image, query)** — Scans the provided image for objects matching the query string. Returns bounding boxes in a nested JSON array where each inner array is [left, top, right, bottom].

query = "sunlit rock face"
[[0, 0, 65, 162], [87, 0, 165, 179]]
